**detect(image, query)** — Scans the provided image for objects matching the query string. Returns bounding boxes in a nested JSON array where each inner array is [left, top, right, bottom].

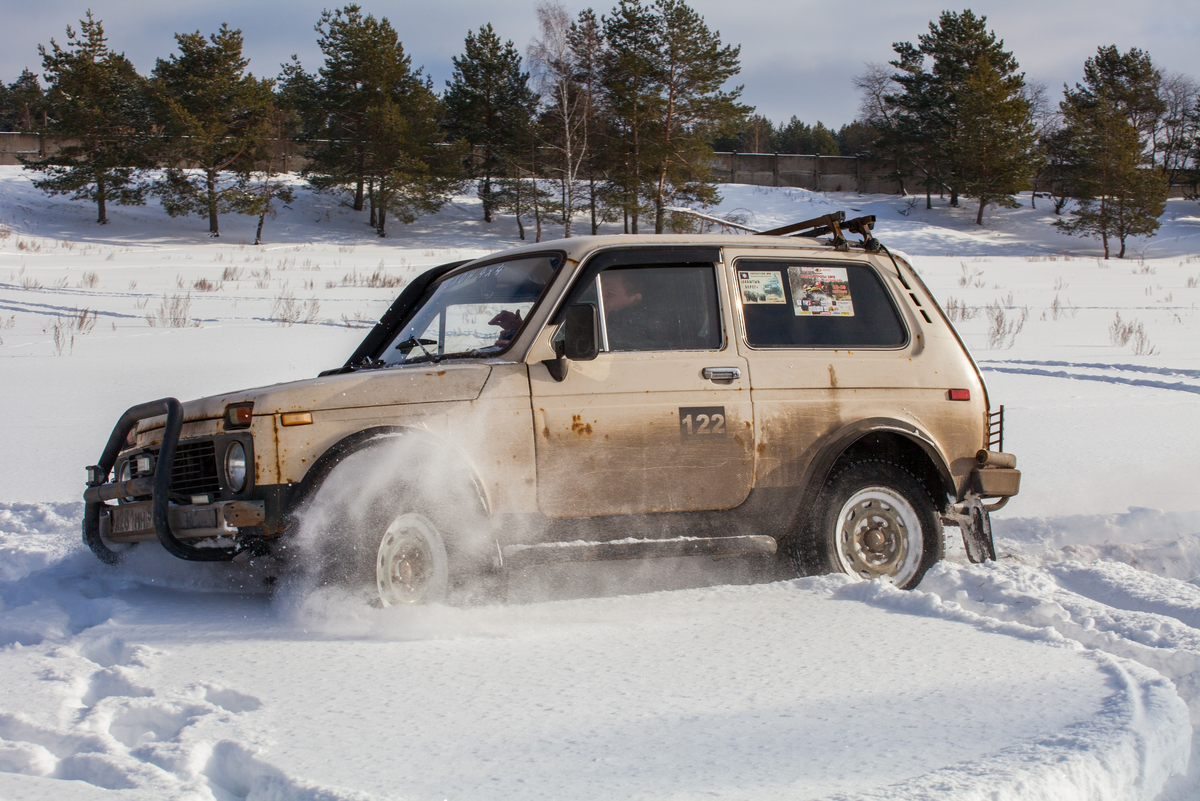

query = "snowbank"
[[1, 169, 1199, 798]]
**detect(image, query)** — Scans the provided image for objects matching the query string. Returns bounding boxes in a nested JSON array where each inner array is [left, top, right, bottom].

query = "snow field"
[[0, 168, 1199, 798]]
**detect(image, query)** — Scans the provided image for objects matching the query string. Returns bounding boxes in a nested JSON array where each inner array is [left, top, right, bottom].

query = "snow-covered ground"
[[1, 167, 1198, 800]]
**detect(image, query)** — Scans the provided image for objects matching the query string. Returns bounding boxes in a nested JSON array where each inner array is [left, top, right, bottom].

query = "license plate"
[[112, 503, 153, 534], [179, 507, 217, 530]]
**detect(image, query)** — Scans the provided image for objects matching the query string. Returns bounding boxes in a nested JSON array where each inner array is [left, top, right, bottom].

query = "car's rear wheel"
[[788, 460, 943, 589]]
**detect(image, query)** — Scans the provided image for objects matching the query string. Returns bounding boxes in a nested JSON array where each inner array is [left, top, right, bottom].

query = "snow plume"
[[276, 431, 499, 620]]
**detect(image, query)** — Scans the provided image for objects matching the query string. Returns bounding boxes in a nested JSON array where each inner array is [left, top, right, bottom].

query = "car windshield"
[[379, 254, 562, 366]]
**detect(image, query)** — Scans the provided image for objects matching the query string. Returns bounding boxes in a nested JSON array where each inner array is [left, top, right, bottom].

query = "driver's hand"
[[488, 309, 522, 331]]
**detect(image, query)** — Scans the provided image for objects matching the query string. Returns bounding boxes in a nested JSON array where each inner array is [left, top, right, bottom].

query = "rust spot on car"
[[571, 415, 593, 436], [542, 426, 550, 440], [437, 371, 446, 376], [756, 442, 767, 454], [828, 364, 838, 388]]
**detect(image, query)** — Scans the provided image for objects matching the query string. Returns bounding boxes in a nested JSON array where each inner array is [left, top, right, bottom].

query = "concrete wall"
[[0, 132, 310, 171], [710, 151, 903, 194], [0, 133, 41, 165]]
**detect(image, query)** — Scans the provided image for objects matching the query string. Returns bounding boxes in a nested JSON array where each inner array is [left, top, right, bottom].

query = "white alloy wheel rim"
[[375, 513, 446, 606], [834, 487, 923, 585]]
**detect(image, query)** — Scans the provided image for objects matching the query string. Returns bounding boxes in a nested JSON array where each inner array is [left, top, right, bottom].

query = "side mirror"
[[562, 304, 599, 362]]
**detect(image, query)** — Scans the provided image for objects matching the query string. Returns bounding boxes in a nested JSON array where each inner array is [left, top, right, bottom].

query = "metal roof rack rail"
[[662, 207, 880, 252]]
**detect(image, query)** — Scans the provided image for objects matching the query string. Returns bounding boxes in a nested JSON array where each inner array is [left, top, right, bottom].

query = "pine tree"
[[887, 10, 1023, 208], [151, 24, 275, 237], [600, 0, 661, 233], [774, 117, 840, 155], [725, 114, 774, 153], [361, 83, 462, 237], [836, 121, 875, 156], [956, 55, 1037, 224], [645, 0, 745, 234], [1078, 46, 1163, 137], [1055, 46, 1170, 258], [1, 70, 48, 132], [24, 14, 153, 224], [298, 6, 402, 216], [246, 101, 296, 246], [444, 24, 535, 223]]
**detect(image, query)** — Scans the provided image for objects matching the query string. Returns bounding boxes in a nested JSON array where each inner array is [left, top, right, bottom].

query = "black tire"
[[785, 459, 943, 589], [295, 441, 498, 605]]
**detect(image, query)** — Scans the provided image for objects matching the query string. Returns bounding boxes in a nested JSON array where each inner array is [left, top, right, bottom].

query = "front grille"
[[170, 441, 221, 497]]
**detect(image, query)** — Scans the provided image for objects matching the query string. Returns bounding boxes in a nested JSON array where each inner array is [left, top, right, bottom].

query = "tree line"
[[851, 10, 1199, 257], [0, 1, 747, 240], [2, 5, 1197, 253]]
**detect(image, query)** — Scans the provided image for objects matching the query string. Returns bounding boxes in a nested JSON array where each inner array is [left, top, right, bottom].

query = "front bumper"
[[101, 498, 266, 543], [83, 398, 245, 563]]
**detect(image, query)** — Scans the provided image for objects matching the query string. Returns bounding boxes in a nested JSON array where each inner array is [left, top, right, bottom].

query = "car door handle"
[[702, 367, 742, 383]]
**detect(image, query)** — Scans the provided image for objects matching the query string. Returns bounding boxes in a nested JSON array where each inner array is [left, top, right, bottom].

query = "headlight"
[[224, 441, 247, 492], [119, 460, 132, 483]]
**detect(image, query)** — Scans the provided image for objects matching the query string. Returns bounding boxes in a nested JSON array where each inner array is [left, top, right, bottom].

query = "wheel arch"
[[284, 425, 491, 527], [794, 418, 956, 521]]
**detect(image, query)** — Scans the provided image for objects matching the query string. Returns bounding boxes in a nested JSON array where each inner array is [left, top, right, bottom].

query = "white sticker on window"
[[788, 266, 854, 317], [738, 271, 787, 304]]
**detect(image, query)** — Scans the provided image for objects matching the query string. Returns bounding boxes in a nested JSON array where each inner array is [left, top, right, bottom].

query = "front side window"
[[380, 254, 562, 365], [597, 264, 721, 352], [736, 260, 907, 348]]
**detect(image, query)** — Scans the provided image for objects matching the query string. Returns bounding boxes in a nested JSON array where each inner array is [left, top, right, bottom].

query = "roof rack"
[[758, 212, 879, 252], [663, 207, 880, 251]]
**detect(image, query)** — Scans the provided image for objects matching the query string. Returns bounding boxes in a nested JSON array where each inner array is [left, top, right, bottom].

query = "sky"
[[4, 0, 1198, 128]]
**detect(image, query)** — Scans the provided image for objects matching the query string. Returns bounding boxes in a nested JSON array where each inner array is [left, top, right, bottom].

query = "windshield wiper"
[[394, 337, 440, 363]]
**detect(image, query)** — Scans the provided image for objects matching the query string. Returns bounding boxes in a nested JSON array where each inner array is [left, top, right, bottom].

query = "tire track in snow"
[[0, 615, 378, 799], [820, 562, 1198, 800], [982, 359, 1200, 380], [978, 360, 1200, 395]]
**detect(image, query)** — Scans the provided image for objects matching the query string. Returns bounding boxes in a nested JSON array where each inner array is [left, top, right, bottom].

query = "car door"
[[727, 252, 916, 488], [529, 248, 755, 518]]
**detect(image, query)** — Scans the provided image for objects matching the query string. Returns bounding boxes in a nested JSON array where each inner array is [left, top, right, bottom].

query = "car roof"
[[458, 234, 853, 267]]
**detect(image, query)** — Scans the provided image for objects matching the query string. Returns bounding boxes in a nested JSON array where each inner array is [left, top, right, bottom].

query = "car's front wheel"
[[374, 512, 450, 606], [789, 460, 943, 589]]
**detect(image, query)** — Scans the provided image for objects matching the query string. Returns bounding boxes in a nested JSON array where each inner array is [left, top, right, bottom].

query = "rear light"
[[948, 389, 971, 401], [225, 402, 254, 429]]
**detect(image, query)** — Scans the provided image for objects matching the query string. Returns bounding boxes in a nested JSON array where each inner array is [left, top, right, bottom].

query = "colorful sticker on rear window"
[[738, 271, 787, 304], [787, 266, 854, 317]]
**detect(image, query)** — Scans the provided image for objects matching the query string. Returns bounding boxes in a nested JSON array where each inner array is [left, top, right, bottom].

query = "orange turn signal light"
[[280, 411, 313, 427], [947, 389, 971, 401], [225, 402, 254, 429]]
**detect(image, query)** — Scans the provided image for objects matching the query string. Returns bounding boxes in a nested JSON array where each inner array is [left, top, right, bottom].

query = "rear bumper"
[[969, 467, 1021, 498]]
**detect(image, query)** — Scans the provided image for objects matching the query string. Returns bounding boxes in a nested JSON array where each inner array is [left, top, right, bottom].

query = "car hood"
[[150, 364, 494, 429]]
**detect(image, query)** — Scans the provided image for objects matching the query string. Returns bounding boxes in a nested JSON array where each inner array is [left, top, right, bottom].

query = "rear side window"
[[735, 260, 907, 348]]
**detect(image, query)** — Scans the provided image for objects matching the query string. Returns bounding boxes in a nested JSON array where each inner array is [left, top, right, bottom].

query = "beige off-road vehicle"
[[83, 212, 1019, 603]]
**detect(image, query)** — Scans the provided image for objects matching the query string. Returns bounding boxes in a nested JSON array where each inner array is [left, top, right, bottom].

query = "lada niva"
[[82, 213, 1019, 604]]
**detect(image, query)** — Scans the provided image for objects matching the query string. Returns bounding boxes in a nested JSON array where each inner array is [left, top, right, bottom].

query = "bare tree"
[[1152, 73, 1199, 186], [853, 62, 897, 126], [529, 2, 587, 237], [1023, 79, 1057, 208]]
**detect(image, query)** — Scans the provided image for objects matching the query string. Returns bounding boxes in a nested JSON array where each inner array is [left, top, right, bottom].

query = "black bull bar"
[[83, 398, 240, 563]]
